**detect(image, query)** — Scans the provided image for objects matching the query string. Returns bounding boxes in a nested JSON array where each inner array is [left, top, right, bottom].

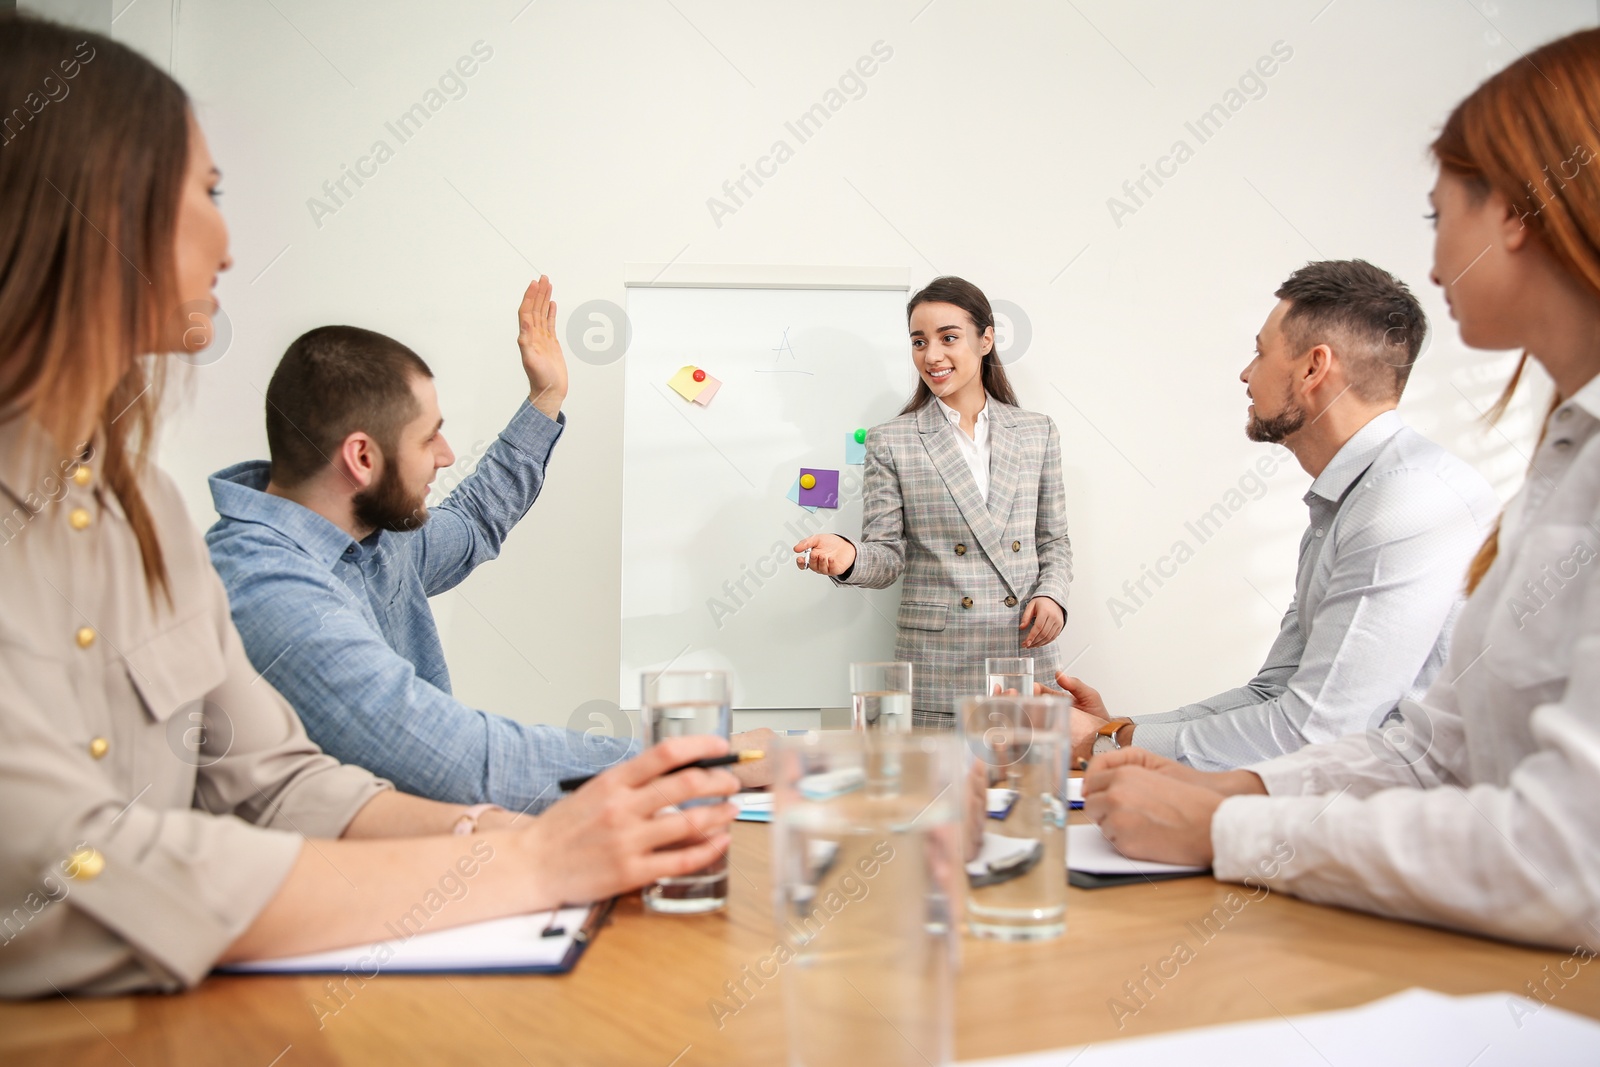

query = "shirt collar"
[[1306, 409, 1405, 505], [1557, 372, 1600, 425], [935, 395, 989, 429], [208, 460, 365, 569]]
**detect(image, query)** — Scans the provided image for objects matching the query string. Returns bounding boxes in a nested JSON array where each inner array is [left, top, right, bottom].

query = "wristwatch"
[[1091, 718, 1135, 756]]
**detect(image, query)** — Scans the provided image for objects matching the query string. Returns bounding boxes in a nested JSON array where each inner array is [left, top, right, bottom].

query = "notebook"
[[1067, 823, 1209, 888], [733, 791, 773, 822], [218, 901, 611, 976]]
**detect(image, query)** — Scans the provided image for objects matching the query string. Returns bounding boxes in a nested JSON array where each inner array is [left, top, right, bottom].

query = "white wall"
[[86, 0, 1592, 729]]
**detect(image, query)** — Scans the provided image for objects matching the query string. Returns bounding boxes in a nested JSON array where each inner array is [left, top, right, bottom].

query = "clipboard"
[[217, 898, 616, 977]]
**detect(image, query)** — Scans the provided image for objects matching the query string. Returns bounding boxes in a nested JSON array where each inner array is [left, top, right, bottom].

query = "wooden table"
[[2, 820, 1596, 1066]]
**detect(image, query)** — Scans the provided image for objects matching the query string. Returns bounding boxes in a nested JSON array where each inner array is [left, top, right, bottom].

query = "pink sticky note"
[[691, 374, 722, 406], [797, 468, 839, 509]]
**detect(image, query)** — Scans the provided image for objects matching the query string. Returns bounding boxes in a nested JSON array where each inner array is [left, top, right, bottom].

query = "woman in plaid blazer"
[[796, 277, 1073, 726]]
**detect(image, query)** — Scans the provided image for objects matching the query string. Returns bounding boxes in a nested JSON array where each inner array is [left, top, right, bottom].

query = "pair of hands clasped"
[[792, 533, 1066, 648], [1032, 671, 1267, 869]]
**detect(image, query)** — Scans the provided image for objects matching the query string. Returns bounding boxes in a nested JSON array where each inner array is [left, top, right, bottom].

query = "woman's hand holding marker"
[[794, 533, 857, 576]]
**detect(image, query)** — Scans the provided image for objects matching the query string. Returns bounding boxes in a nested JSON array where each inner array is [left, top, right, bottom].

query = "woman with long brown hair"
[[1079, 27, 1600, 949], [793, 276, 1073, 728], [0, 14, 739, 998]]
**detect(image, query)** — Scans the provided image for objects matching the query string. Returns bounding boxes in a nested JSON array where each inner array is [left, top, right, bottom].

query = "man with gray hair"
[[1052, 260, 1500, 770]]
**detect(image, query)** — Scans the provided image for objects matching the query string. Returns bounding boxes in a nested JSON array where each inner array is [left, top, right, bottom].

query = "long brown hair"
[[0, 14, 191, 599], [899, 276, 1020, 415], [1430, 28, 1600, 592]]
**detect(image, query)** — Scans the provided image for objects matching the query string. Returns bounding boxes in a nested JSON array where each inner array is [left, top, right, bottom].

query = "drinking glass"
[[772, 729, 961, 1066], [640, 669, 733, 914], [984, 656, 1034, 698], [960, 694, 1069, 941], [849, 661, 913, 732]]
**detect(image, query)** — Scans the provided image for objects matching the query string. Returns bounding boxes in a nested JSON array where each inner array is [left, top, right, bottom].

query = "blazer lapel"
[[916, 400, 1017, 596], [985, 401, 1022, 533]]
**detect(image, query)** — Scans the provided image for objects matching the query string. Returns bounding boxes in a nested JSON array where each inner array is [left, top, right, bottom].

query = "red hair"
[[1430, 29, 1600, 592]]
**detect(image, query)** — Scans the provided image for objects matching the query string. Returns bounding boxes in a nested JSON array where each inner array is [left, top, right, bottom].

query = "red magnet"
[[692, 369, 706, 382]]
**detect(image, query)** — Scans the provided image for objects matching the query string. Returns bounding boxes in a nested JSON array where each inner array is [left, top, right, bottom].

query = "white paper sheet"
[[1067, 823, 1209, 876], [967, 832, 1040, 878], [957, 987, 1600, 1066]]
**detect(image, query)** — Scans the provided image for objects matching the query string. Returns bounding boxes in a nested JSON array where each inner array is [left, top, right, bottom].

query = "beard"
[[352, 458, 430, 533], [1245, 387, 1308, 444]]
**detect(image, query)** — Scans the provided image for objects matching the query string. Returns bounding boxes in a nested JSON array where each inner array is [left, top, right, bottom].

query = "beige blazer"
[[836, 397, 1073, 718], [0, 417, 389, 997]]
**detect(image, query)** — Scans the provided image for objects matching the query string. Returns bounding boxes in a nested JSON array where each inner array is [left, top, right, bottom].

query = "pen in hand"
[[557, 750, 766, 792]]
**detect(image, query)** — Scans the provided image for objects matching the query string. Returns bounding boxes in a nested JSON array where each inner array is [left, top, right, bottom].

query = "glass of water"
[[772, 730, 961, 1066], [960, 694, 1069, 941], [849, 661, 913, 732], [640, 669, 733, 914], [984, 656, 1034, 698]]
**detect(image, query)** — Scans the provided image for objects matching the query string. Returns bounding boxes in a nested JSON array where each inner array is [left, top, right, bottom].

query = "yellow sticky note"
[[667, 366, 708, 402]]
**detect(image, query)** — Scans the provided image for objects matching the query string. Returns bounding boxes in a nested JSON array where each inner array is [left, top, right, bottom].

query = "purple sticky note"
[[797, 468, 839, 509]]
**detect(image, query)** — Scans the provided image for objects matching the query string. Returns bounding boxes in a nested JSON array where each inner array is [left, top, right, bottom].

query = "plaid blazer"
[[836, 397, 1073, 718]]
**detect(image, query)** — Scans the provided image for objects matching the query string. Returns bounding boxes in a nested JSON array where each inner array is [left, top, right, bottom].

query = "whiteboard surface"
[[620, 285, 913, 710]]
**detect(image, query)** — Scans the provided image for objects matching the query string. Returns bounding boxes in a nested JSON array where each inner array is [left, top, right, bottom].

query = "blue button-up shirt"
[[1133, 411, 1502, 770], [205, 401, 636, 814]]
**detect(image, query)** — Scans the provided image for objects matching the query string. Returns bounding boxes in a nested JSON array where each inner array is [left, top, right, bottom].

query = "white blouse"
[[1211, 372, 1600, 949], [935, 394, 991, 503]]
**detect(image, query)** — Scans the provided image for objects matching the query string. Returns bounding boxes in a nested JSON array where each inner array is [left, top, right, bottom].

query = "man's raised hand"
[[517, 275, 569, 419]]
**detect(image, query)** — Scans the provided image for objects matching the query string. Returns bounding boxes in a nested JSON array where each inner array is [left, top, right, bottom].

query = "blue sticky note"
[[845, 432, 866, 465], [786, 475, 818, 513]]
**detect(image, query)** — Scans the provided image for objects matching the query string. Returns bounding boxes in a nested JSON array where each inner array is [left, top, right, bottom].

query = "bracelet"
[[452, 803, 503, 835]]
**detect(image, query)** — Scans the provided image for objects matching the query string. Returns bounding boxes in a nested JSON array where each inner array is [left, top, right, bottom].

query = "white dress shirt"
[[1212, 373, 1600, 950], [1136, 411, 1500, 769], [936, 394, 991, 503]]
